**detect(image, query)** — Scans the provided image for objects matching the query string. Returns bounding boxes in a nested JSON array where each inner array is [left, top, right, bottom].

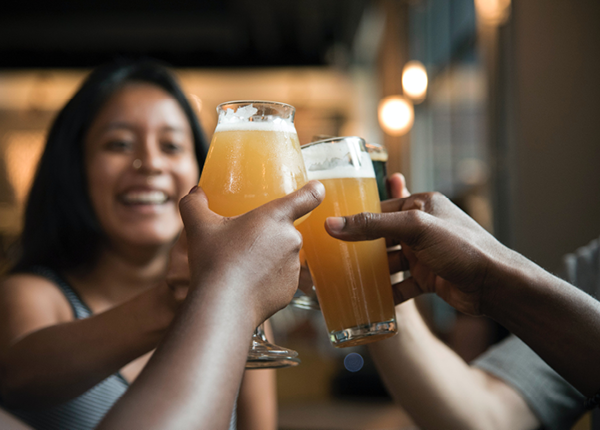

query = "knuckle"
[[430, 191, 446, 205], [354, 211, 376, 230], [178, 193, 192, 212], [293, 231, 303, 252], [405, 209, 428, 229], [306, 184, 323, 206]]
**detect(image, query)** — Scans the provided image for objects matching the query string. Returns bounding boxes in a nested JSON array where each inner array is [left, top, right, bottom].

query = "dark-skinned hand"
[[167, 181, 325, 327], [325, 188, 515, 316]]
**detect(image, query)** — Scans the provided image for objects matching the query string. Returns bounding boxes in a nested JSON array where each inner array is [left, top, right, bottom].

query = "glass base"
[[330, 320, 397, 348], [246, 325, 300, 369], [289, 295, 321, 311]]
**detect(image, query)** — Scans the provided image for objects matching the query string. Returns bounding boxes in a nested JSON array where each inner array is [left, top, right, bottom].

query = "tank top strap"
[[27, 266, 93, 319]]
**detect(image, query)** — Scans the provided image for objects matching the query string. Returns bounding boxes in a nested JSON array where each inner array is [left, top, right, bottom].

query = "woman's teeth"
[[121, 191, 168, 204]]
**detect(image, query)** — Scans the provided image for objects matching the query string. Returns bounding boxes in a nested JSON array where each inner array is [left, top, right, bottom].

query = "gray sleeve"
[[559, 237, 600, 298], [473, 335, 585, 430], [473, 237, 600, 429], [473, 239, 600, 430]]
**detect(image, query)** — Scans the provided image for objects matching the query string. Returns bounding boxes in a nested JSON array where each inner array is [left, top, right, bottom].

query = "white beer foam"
[[303, 146, 375, 180], [215, 120, 296, 133], [215, 104, 297, 133]]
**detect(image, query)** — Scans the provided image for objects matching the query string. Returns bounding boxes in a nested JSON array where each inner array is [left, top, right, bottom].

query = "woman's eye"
[[162, 141, 183, 153], [105, 140, 133, 151]]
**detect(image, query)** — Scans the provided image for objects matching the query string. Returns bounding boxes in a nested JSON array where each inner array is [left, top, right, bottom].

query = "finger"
[[381, 197, 410, 214], [325, 210, 433, 247], [178, 186, 222, 234], [391, 276, 425, 305], [388, 248, 410, 273], [387, 173, 411, 199], [385, 236, 402, 248], [258, 180, 325, 222]]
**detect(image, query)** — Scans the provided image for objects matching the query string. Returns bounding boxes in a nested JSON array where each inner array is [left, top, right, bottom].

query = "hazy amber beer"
[[200, 102, 307, 216], [298, 137, 397, 347], [199, 101, 307, 368]]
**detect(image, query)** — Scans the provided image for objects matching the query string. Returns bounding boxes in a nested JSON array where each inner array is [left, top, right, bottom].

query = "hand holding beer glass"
[[297, 137, 397, 347], [199, 101, 307, 368]]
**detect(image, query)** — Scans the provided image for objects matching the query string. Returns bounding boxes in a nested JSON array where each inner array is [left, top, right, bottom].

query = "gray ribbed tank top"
[[0, 267, 237, 430], [0, 267, 129, 430]]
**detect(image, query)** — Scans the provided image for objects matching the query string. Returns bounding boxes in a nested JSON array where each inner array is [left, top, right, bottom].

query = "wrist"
[[479, 249, 549, 323], [188, 269, 262, 331]]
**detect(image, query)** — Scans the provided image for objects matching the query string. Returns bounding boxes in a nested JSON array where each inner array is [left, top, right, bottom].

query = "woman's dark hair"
[[12, 59, 208, 273]]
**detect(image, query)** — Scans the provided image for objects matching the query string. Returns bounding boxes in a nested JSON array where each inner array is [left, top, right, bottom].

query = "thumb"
[[387, 173, 410, 199], [258, 180, 325, 223], [178, 186, 221, 235]]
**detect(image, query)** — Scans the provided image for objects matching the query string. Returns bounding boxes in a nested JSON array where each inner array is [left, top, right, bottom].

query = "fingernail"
[[326, 217, 345, 232], [189, 185, 198, 194]]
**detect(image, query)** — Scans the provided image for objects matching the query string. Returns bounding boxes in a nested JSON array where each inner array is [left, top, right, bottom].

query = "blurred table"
[[279, 400, 416, 430]]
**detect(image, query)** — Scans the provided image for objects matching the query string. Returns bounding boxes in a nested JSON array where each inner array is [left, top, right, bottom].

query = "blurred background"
[[0, 0, 599, 429]]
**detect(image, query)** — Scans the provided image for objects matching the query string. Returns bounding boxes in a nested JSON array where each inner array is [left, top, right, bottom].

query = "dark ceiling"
[[0, 0, 369, 68]]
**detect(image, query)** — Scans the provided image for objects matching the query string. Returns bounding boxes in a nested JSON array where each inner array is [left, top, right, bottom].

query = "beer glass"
[[291, 139, 390, 312], [297, 136, 397, 347], [365, 142, 389, 201], [199, 101, 307, 368]]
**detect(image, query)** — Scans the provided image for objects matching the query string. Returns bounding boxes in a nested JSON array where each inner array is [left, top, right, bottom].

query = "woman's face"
[[84, 82, 199, 249]]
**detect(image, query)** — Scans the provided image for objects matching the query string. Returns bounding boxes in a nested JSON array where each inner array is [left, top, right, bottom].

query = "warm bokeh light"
[[378, 96, 414, 136], [188, 94, 203, 114], [474, 0, 511, 25], [402, 61, 428, 101], [4, 131, 45, 205]]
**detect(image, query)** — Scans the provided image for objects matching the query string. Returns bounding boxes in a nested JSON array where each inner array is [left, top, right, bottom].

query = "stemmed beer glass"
[[199, 101, 307, 368]]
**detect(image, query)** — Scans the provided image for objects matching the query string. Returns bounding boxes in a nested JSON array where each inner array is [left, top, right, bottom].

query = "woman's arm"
[[98, 276, 256, 430], [0, 277, 177, 408]]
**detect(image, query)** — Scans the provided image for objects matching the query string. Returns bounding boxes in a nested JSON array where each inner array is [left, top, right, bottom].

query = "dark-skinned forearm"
[[98, 273, 255, 430], [0, 284, 176, 408], [484, 253, 600, 396]]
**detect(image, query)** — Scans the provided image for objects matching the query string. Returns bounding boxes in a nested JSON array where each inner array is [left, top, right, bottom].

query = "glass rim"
[[301, 135, 366, 150], [216, 100, 295, 111]]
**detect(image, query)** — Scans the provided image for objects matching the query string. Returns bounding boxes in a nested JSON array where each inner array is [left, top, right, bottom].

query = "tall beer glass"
[[199, 101, 307, 368], [298, 136, 397, 347], [291, 138, 390, 312]]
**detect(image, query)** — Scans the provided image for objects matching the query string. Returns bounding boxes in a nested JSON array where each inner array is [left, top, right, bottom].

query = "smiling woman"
[[84, 83, 199, 248], [0, 60, 275, 430]]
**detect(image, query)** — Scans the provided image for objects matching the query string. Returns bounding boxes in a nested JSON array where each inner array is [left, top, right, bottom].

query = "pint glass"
[[365, 142, 389, 201], [298, 136, 397, 347], [199, 101, 307, 368]]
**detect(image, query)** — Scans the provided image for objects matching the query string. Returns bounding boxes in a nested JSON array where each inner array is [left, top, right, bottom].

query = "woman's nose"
[[137, 141, 166, 174]]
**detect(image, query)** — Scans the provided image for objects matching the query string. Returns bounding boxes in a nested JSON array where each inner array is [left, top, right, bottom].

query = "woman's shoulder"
[[1, 270, 70, 298], [0, 271, 75, 338]]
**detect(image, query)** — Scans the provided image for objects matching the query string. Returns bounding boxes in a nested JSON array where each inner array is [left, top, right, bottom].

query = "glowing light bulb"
[[474, 0, 511, 25], [378, 96, 414, 136], [402, 61, 428, 101]]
